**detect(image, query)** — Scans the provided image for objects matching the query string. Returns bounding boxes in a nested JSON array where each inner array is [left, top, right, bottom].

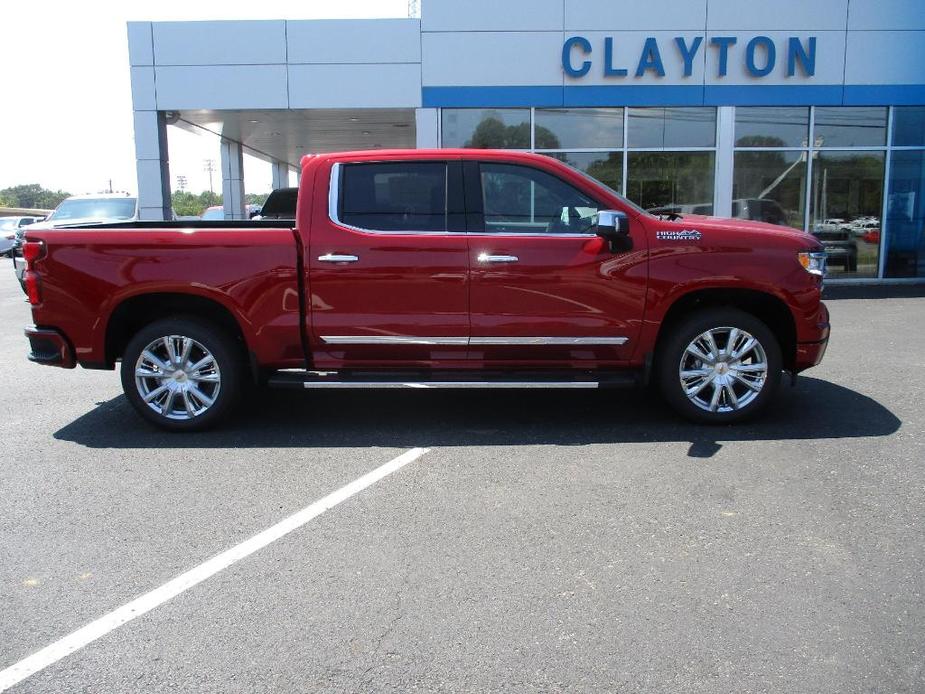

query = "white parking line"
[[0, 447, 429, 692]]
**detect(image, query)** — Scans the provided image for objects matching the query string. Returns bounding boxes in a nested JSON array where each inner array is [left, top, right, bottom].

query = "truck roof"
[[299, 149, 555, 169]]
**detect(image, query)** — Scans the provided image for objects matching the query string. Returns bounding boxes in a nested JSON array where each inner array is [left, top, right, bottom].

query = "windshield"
[[49, 198, 136, 221], [567, 167, 647, 216], [0, 218, 18, 231]]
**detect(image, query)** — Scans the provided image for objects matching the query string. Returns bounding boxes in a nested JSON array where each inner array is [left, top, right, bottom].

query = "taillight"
[[22, 240, 45, 305], [22, 240, 45, 265]]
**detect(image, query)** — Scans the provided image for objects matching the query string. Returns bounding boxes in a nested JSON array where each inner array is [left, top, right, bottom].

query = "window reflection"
[[891, 107, 925, 147], [810, 150, 884, 277], [733, 151, 806, 228], [735, 107, 809, 148], [534, 108, 623, 149], [546, 152, 623, 193], [884, 150, 925, 277], [627, 108, 716, 148], [627, 152, 715, 213], [814, 107, 887, 148], [441, 108, 530, 148]]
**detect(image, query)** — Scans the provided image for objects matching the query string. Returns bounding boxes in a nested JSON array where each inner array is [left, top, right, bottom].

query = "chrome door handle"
[[478, 253, 519, 263], [318, 254, 359, 263]]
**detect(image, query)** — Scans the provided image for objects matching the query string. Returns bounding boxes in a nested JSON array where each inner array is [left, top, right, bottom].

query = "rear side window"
[[339, 162, 447, 232]]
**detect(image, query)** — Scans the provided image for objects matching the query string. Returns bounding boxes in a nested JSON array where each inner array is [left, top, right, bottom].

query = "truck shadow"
[[54, 377, 900, 458]]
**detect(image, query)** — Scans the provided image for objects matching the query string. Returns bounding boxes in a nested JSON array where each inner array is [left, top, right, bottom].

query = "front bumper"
[[794, 302, 830, 372], [25, 326, 75, 369]]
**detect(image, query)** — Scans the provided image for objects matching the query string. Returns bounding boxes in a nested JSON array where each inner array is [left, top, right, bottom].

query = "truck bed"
[[24, 224, 305, 370]]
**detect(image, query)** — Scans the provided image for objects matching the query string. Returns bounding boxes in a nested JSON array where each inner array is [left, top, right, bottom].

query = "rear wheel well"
[[654, 288, 797, 371], [106, 293, 249, 369]]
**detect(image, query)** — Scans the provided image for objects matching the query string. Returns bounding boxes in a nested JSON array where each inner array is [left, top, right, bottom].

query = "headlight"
[[798, 251, 827, 277]]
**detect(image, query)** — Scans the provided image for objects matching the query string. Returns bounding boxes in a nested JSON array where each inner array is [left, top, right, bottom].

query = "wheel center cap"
[[715, 362, 729, 375], [173, 370, 187, 382]]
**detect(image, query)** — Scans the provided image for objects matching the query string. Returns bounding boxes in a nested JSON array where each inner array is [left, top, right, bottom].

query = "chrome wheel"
[[678, 326, 768, 413], [134, 335, 221, 420]]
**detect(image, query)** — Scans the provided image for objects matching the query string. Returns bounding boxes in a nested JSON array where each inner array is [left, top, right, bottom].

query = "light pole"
[[203, 159, 216, 203]]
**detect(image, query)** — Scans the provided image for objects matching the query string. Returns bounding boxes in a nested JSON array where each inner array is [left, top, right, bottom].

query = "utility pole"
[[203, 159, 216, 202]]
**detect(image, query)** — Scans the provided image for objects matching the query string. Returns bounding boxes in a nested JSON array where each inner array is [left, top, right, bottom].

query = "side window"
[[340, 162, 447, 232], [480, 163, 599, 234]]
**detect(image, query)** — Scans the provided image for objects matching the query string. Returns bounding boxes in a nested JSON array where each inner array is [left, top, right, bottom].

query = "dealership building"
[[127, 0, 925, 281]]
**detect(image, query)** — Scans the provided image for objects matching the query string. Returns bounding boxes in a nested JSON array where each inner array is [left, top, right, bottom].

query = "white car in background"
[[1, 216, 44, 256], [13, 193, 137, 287], [27, 193, 138, 229]]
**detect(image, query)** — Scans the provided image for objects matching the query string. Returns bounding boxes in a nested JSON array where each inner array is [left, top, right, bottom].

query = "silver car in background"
[[1, 216, 43, 256], [13, 194, 137, 287]]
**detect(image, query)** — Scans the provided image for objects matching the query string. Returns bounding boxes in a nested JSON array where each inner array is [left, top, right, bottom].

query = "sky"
[[0, 0, 409, 196]]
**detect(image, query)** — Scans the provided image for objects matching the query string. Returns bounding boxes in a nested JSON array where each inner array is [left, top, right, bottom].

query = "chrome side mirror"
[[594, 210, 632, 253]]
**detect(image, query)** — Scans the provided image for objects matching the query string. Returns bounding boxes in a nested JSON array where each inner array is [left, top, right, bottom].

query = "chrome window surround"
[[328, 161, 451, 236], [327, 162, 597, 239], [320, 335, 628, 346]]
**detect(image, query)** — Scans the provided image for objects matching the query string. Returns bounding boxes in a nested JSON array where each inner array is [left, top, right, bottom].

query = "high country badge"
[[656, 230, 703, 241]]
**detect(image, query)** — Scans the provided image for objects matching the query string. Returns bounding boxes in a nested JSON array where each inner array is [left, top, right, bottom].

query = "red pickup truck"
[[21, 149, 829, 431]]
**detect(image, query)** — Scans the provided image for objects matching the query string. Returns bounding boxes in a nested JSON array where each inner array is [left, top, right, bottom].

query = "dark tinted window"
[[480, 163, 599, 234], [892, 106, 925, 147], [340, 162, 447, 232]]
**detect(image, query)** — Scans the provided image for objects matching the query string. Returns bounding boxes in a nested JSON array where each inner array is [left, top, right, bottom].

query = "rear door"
[[307, 158, 469, 369], [466, 159, 648, 367]]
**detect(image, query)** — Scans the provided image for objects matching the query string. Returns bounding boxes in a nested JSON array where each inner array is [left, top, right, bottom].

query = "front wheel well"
[[105, 293, 249, 368], [654, 288, 797, 371]]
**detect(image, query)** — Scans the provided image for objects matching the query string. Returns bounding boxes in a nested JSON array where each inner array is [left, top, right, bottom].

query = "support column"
[[133, 111, 172, 221], [415, 108, 439, 148], [128, 22, 171, 221], [220, 138, 246, 220], [271, 160, 290, 190], [713, 105, 735, 219]]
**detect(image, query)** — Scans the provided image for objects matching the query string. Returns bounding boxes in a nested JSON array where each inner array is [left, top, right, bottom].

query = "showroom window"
[[734, 106, 888, 278], [883, 107, 925, 278], [440, 108, 530, 149], [440, 105, 919, 280], [733, 108, 810, 231], [441, 106, 717, 214]]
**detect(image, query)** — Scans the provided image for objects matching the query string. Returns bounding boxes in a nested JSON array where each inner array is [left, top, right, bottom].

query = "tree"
[[465, 115, 561, 150], [0, 184, 71, 209]]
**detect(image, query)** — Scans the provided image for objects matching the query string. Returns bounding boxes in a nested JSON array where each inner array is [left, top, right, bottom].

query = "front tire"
[[656, 308, 782, 424], [120, 317, 244, 431]]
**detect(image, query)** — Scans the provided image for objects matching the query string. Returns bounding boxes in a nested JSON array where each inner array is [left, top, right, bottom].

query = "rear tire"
[[656, 308, 782, 424], [120, 317, 244, 431]]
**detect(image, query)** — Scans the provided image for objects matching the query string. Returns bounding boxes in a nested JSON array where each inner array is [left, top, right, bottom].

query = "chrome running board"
[[268, 370, 639, 390]]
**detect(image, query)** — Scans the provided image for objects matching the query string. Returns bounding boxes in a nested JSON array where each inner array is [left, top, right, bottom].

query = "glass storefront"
[[627, 107, 715, 148], [809, 151, 884, 277], [627, 152, 715, 213], [884, 107, 925, 278], [550, 152, 623, 193], [441, 108, 530, 148], [440, 105, 925, 280], [733, 150, 805, 229]]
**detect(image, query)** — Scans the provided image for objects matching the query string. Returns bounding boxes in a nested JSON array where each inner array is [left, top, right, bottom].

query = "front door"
[[466, 160, 648, 368], [307, 158, 469, 369]]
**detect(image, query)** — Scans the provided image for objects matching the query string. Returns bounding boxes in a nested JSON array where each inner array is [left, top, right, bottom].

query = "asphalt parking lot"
[[1, 266, 923, 693]]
